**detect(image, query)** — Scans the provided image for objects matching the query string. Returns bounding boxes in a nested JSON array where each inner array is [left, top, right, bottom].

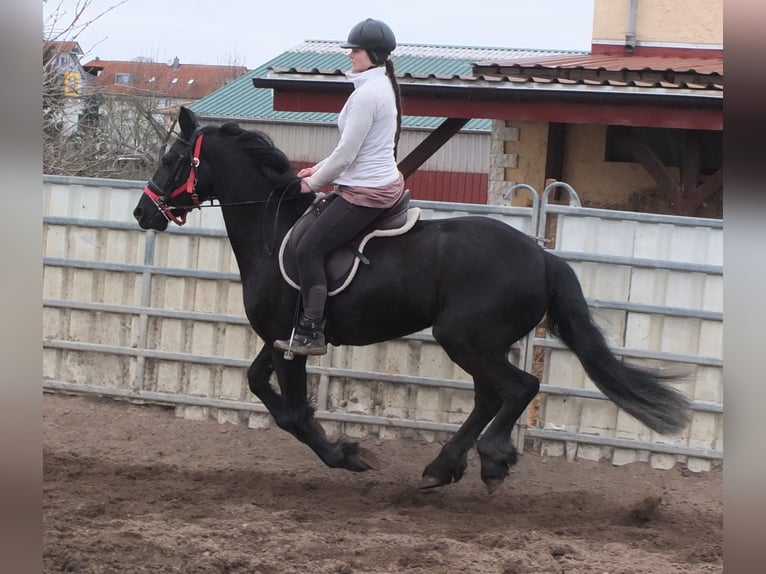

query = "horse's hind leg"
[[419, 378, 501, 489], [423, 340, 539, 491], [418, 331, 517, 489], [474, 357, 540, 492]]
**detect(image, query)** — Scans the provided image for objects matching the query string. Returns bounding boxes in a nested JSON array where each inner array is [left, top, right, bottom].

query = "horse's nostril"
[[133, 207, 142, 219]]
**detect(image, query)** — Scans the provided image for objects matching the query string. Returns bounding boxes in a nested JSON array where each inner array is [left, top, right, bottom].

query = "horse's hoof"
[[417, 475, 447, 490], [483, 478, 505, 494], [354, 446, 382, 472]]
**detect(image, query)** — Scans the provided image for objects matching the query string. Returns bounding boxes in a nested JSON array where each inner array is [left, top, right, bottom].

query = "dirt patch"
[[44, 393, 722, 573]]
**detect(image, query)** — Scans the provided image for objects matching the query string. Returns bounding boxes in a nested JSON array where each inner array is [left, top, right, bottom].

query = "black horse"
[[134, 107, 689, 491]]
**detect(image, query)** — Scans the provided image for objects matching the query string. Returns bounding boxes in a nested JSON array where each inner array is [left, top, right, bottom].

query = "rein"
[[142, 128, 306, 254], [142, 128, 304, 230], [191, 183, 303, 256]]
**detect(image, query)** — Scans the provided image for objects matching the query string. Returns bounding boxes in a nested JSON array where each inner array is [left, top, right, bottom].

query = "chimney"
[[172, 56, 179, 69]]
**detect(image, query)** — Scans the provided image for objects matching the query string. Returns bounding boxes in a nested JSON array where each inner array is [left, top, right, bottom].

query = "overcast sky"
[[43, 0, 596, 68]]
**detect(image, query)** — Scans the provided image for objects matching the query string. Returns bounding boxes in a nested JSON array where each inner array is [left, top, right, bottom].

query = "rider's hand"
[[299, 179, 312, 193], [296, 167, 315, 178]]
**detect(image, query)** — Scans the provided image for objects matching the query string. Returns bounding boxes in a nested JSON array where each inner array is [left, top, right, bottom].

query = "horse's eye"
[[161, 155, 172, 167]]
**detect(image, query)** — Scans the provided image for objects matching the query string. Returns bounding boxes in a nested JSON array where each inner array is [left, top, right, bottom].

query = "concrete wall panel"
[[43, 177, 722, 471]]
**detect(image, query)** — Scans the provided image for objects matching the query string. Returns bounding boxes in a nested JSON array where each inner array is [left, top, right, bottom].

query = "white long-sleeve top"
[[305, 66, 400, 191]]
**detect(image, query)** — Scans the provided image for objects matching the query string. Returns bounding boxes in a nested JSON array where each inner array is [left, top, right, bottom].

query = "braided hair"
[[383, 58, 402, 159]]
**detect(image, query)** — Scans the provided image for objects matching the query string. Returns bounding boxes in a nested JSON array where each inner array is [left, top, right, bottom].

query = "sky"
[[43, 0, 596, 68]]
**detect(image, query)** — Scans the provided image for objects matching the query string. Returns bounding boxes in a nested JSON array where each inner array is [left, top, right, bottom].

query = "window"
[[63, 71, 80, 96], [170, 78, 179, 84], [148, 76, 156, 83], [115, 73, 132, 85], [605, 126, 722, 176], [186, 79, 195, 85]]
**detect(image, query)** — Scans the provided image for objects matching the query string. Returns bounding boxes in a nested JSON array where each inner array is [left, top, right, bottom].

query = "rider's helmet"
[[340, 18, 396, 65]]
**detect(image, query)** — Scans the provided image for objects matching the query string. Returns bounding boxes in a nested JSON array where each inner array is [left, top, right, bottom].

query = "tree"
[[43, 0, 171, 180]]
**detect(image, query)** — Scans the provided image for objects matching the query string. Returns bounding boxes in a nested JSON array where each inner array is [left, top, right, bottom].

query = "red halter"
[[142, 132, 205, 226]]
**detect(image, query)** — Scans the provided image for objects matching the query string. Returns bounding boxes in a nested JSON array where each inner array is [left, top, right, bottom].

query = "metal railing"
[[43, 176, 723, 461]]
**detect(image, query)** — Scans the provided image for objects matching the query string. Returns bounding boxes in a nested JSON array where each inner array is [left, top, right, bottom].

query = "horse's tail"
[[543, 252, 689, 435]]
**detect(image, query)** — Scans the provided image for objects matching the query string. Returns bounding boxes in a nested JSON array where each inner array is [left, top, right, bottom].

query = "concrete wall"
[[563, 124, 669, 206], [592, 0, 723, 47], [493, 122, 689, 210]]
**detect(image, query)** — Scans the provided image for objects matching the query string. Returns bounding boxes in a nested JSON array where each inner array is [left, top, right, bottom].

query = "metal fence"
[[42, 176, 723, 470]]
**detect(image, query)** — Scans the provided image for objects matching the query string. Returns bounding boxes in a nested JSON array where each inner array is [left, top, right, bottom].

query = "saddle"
[[279, 190, 420, 296]]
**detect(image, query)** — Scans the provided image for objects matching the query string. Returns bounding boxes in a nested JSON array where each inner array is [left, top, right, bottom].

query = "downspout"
[[626, 0, 638, 52]]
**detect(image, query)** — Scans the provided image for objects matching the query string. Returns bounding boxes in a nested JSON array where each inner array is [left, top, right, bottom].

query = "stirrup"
[[274, 317, 327, 359]]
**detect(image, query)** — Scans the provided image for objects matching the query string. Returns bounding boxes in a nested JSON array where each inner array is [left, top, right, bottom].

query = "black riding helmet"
[[340, 18, 396, 65]]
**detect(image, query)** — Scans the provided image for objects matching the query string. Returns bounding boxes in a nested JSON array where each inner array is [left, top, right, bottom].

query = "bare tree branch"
[[43, 0, 173, 181]]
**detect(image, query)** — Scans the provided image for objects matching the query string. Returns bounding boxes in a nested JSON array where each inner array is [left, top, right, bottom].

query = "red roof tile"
[[476, 54, 722, 75], [473, 53, 723, 90], [44, 40, 83, 57], [82, 59, 248, 100]]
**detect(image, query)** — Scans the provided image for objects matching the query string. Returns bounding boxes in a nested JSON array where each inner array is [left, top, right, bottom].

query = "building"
[[77, 57, 248, 171], [43, 40, 91, 136], [83, 56, 247, 112], [190, 42, 580, 203], [253, 0, 723, 216]]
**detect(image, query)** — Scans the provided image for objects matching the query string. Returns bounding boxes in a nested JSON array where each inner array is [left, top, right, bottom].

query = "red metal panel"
[[401, 96, 722, 131], [291, 161, 488, 204], [405, 170, 488, 204], [273, 91, 346, 114]]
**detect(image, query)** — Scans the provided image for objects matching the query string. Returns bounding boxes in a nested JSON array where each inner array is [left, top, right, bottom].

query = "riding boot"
[[273, 316, 327, 356]]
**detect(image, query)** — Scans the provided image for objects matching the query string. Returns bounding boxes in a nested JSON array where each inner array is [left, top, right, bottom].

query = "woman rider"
[[274, 18, 404, 356]]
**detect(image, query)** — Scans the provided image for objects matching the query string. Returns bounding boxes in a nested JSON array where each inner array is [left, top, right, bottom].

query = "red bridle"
[[142, 132, 205, 226]]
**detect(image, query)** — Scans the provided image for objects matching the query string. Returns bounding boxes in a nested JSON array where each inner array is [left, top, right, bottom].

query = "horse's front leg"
[[246, 344, 290, 420], [269, 351, 379, 472]]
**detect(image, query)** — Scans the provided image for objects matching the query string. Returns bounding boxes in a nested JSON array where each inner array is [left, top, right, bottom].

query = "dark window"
[[606, 126, 722, 175]]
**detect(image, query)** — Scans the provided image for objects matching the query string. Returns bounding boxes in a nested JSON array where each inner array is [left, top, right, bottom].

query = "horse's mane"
[[218, 122, 296, 185]]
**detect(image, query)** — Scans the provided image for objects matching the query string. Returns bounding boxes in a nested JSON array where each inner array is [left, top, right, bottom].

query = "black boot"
[[274, 316, 327, 356]]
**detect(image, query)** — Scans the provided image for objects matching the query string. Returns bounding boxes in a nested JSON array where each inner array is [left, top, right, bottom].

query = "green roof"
[[191, 40, 582, 132]]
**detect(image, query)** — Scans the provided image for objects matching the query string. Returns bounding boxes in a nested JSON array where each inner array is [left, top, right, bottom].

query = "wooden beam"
[[624, 129, 680, 205], [272, 90, 723, 130], [396, 117, 470, 179], [545, 122, 566, 180], [545, 123, 566, 197], [681, 130, 701, 197], [680, 169, 723, 214], [623, 128, 722, 215]]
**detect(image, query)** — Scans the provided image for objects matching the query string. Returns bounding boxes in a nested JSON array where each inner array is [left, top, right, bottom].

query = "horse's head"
[[134, 106, 209, 231]]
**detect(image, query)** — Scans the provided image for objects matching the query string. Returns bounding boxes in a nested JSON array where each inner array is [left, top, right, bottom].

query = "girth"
[[278, 190, 420, 296]]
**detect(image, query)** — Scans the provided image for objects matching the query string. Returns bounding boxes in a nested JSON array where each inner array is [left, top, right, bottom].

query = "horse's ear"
[[178, 106, 198, 139]]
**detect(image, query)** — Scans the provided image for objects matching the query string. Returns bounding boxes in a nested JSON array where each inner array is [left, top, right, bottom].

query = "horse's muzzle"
[[133, 202, 169, 231]]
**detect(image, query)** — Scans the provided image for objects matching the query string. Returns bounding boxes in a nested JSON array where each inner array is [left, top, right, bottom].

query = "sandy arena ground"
[[43, 393, 722, 573]]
